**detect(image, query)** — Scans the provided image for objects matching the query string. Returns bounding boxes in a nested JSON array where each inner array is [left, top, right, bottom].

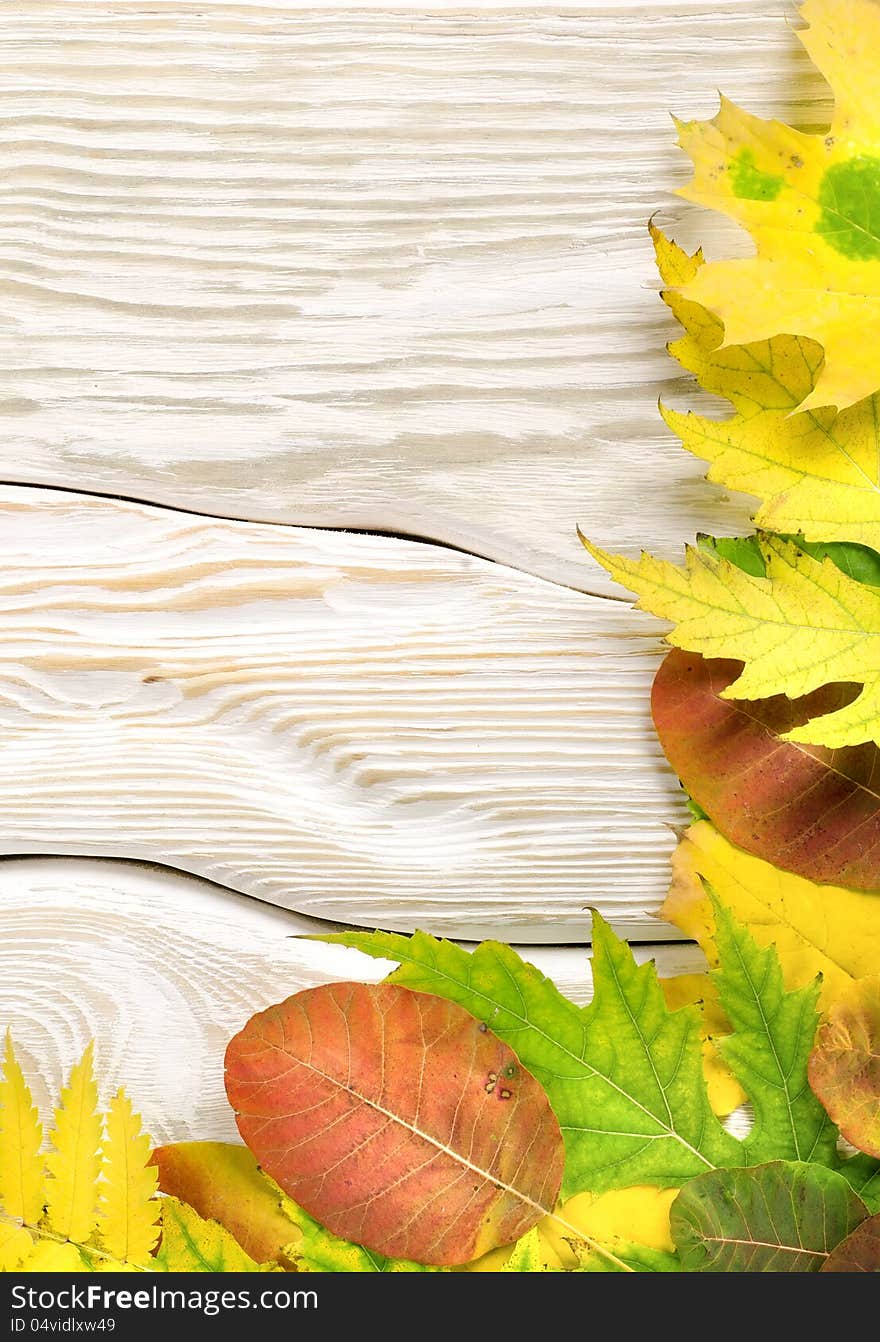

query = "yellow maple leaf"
[[99, 1088, 160, 1267], [45, 1044, 103, 1245], [676, 0, 880, 411], [661, 821, 880, 1008], [652, 225, 880, 552], [583, 530, 880, 749], [0, 1032, 45, 1227]]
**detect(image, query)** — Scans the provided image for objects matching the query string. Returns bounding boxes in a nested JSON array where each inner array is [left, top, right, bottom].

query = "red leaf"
[[651, 648, 880, 889], [822, 1213, 880, 1272], [224, 982, 564, 1267]]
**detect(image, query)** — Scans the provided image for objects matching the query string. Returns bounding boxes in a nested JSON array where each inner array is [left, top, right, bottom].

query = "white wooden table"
[[0, 1, 816, 1139]]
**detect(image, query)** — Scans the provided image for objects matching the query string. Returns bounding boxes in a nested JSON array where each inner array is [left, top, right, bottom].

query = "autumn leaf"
[[809, 977, 880, 1158], [822, 1213, 880, 1271], [711, 900, 837, 1166], [153, 1142, 300, 1268], [583, 531, 880, 750], [98, 1089, 159, 1267], [671, 1162, 868, 1271], [315, 918, 741, 1198], [674, 0, 880, 413], [652, 647, 880, 889], [155, 1197, 264, 1273], [45, 1044, 103, 1246], [225, 982, 565, 1267], [661, 821, 880, 1010], [0, 1032, 44, 1230], [653, 226, 880, 554]]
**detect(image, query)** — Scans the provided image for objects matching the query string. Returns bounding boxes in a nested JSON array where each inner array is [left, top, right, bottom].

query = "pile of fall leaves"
[[4, 0, 880, 1274]]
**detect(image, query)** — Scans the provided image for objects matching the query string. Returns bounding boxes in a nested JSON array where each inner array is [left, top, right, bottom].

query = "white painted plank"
[[0, 2, 824, 591], [0, 856, 707, 1145], [0, 487, 685, 941]]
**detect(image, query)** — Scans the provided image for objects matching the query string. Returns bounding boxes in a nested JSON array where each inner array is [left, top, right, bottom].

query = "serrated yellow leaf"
[[155, 1197, 262, 1272], [661, 821, 880, 1009], [99, 1089, 159, 1267], [0, 1220, 34, 1270], [44, 1044, 102, 1245], [651, 224, 880, 554], [658, 973, 746, 1117], [675, 0, 880, 411], [20, 1240, 91, 1272], [0, 1032, 44, 1225], [583, 531, 880, 748]]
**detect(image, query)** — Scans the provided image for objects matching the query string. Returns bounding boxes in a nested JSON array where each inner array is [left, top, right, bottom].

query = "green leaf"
[[155, 1197, 263, 1272], [316, 916, 741, 1196], [671, 1162, 868, 1272], [697, 531, 880, 587], [711, 899, 838, 1165], [280, 1196, 442, 1273]]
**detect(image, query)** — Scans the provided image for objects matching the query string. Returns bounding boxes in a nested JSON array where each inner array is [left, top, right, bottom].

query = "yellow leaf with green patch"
[[99, 1089, 160, 1267], [155, 1197, 264, 1272], [661, 821, 880, 1008], [44, 1045, 102, 1245], [652, 225, 880, 553], [676, 0, 880, 411], [0, 1032, 44, 1226], [583, 531, 880, 749]]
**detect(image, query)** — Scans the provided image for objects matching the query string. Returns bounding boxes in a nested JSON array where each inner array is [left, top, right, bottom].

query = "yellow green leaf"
[[583, 532, 880, 749], [19, 1240, 91, 1272], [661, 821, 880, 1009], [652, 225, 880, 553], [152, 1141, 299, 1268], [501, 1227, 546, 1272], [99, 1089, 159, 1267], [659, 973, 746, 1117], [155, 1197, 263, 1272], [675, 0, 880, 412], [0, 1032, 44, 1226], [44, 1044, 102, 1245], [0, 1220, 34, 1270]]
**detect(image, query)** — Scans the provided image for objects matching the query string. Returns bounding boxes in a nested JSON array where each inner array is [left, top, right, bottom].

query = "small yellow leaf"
[[99, 1089, 159, 1267], [45, 1044, 102, 1245], [662, 821, 880, 1008], [659, 973, 746, 1117], [0, 1032, 44, 1225], [0, 1220, 34, 1270], [20, 1239, 91, 1272]]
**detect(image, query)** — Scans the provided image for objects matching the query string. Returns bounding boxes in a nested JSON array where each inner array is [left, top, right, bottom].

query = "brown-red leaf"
[[224, 981, 564, 1267], [652, 648, 880, 889], [809, 976, 880, 1159], [822, 1213, 880, 1272]]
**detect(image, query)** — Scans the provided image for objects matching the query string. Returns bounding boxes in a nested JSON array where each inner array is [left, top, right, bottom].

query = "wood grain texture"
[[0, 486, 685, 940], [0, 857, 708, 1146], [0, 2, 829, 591]]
